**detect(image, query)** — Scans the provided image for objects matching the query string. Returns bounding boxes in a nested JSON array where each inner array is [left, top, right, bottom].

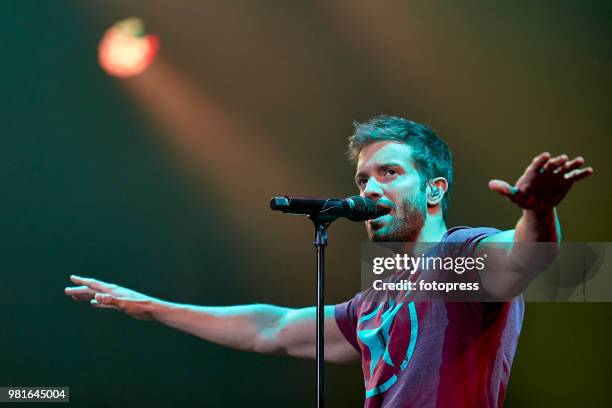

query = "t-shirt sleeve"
[[442, 226, 502, 300], [334, 292, 363, 353], [445, 226, 501, 257]]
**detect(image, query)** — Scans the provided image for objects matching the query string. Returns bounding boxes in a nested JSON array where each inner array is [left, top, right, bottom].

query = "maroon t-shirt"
[[335, 227, 524, 407]]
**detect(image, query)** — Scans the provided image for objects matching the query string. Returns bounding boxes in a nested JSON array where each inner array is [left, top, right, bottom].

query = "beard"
[[367, 193, 427, 242]]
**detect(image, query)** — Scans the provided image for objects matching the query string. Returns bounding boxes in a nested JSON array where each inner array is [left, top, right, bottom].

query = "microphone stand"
[[309, 214, 337, 408], [270, 195, 388, 406]]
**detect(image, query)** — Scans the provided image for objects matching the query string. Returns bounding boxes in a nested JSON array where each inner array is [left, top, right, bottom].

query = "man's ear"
[[426, 177, 448, 206]]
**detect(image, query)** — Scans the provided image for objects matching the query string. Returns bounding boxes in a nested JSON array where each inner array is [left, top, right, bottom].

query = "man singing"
[[65, 115, 592, 407]]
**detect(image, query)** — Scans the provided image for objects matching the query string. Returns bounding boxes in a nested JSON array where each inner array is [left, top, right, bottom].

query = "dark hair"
[[347, 115, 453, 219]]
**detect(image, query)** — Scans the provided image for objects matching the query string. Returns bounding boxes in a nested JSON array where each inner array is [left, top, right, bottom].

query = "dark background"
[[1, 0, 610, 406]]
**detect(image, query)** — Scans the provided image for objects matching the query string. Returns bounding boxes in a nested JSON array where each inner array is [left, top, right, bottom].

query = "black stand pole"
[[311, 217, 333, 408], [269, 195, 387, 406]]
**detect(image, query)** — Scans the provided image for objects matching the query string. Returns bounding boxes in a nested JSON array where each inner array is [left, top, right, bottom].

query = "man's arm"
[[64, 275, 360, 364], [477, 152, 592, 298]]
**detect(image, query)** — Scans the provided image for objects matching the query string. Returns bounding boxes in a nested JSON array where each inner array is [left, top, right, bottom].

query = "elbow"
[[483, 281, 526, 301], [481, 268, 531, 301], [252, 322, 285, 355]]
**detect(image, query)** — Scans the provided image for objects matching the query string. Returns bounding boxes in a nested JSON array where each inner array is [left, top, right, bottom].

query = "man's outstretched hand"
[[64, 275, 159, 321], [488, 152, 593, 211]]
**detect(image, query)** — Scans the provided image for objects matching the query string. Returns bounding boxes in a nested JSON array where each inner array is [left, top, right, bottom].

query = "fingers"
[[564, 166, 593, 182], [69, 275, 115, 293], [561, 156, 584, 173], [535, 154, 593, 184], [90, 299, 119, 310], [542, 154, 568, 173], [94, 293, 123, 308], [64, 286, 96, 301], [66, 276, 135, 315], [525, 152, 551, 175], [67, 288, 122, 310], [92, 294, 152, 320], [488, 179, 516, 198], [541, 154, 593, 182]]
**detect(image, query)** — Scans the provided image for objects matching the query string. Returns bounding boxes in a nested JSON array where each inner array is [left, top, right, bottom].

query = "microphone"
[[270, 195, 391, 222]]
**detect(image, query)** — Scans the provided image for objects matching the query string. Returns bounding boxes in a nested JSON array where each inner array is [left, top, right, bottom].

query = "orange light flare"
[[120, 60, 333, 290], [98, 17, 159, 78], [120, 59, 332, 237]]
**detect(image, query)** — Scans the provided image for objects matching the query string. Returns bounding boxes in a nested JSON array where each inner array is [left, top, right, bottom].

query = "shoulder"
[[443, 226, 501, 243], [440, 226, 501, 258]]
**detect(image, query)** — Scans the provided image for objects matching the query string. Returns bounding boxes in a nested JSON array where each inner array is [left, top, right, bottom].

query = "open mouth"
[[368, 201, 394, 226], [369, 212, 392, 225], [377, 204, 393, 213], [373, 203, 394, 218]]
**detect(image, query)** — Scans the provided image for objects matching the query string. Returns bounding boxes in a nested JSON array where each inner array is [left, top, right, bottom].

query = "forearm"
[[510, 208, 561, 270], [149, 300, 291, 354], [514, 208, 561, 243], [480, 209, 561, 298], [147, 301, 356, 362]]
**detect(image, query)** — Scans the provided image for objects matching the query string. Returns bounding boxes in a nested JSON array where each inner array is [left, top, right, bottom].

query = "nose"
[[363, 178, 383, 201]]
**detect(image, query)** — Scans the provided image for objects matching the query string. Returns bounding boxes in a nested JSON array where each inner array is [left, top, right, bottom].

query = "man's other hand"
[[65, 275, 158, 321], [488, 152, 593, 211]]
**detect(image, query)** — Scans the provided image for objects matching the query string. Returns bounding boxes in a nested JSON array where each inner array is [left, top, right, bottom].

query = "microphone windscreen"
[[270, 196, 290, 211], [347, 196, 389, 222]]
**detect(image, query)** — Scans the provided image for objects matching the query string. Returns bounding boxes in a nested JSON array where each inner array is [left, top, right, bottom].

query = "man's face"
[[355, 141, 427, 242]]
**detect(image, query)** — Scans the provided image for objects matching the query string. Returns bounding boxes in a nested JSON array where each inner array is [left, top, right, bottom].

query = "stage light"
[[98, 17, 159, 78]]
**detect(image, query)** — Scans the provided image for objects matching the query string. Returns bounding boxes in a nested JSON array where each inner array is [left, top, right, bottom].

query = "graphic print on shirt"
[[357, 295, 418, 398]]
